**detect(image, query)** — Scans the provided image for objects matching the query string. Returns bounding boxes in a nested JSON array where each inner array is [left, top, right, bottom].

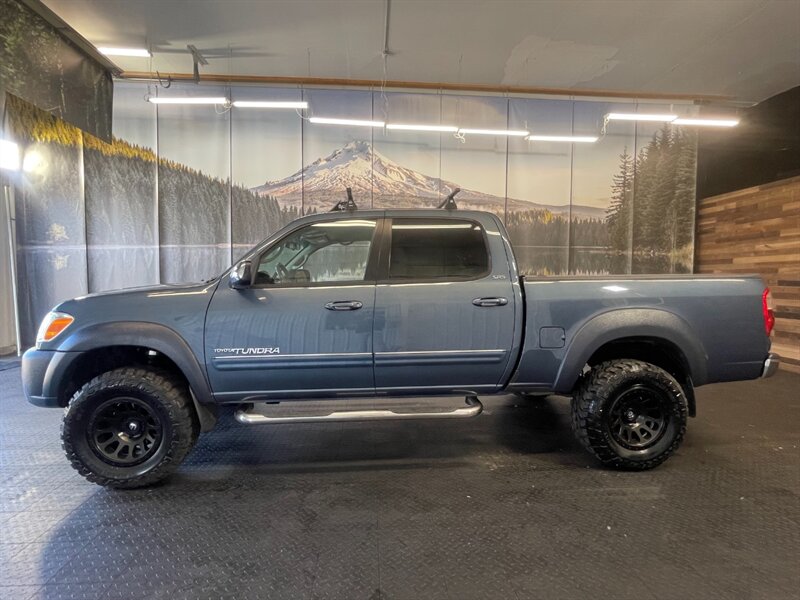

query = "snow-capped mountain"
[[252, 140, 605, 219]]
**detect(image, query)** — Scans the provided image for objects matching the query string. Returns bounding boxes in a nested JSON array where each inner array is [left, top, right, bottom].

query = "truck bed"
[[509, 274, 770, 392]]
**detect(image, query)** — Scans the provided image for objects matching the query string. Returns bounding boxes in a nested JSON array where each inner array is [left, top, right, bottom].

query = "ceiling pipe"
[[116, 72, 730, 103]]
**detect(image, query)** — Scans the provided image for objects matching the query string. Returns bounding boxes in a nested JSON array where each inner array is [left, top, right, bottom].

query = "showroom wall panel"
[[507, 98, 573, 275], [156, 85, 232, 283], [84, 84, 159, 292], [571, 101, 636, 275], [301, 88, 375, 211], [231, 86, 303, 255], [371, 92, 445, 209], [440, 95, 509, 217], [631, 104, 698, 274], [6, 95, 89, 345], [0, 0, 113, 351], [5, 82, 703, 346]]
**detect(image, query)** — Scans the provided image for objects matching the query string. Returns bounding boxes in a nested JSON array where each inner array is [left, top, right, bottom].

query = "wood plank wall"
[[696, 176, 800, 373]]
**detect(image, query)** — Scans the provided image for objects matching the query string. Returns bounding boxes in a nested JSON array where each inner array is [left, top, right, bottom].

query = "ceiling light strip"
[[606, 113, 677, 122], [98, 47, 151, 57], [457, 128, 529, 137], [673, 118, 739, 127], [386, 123, 458, 132], [148, 97, 228, 105], [527, 135, 598, 143], [232, 101, 308, 109], [309, 117, 385, 127]]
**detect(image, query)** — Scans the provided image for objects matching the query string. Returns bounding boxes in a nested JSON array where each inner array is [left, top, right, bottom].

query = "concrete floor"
[[1, 359, 799, 599]]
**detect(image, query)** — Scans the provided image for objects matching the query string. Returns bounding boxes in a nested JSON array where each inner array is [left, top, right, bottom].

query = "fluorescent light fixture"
[[457, 128, 529, 136], [148, 97, 228, 105], [606, 113, 677, 122], [309, 117, 385, 127], [673, 118, 739, 127], [527, 135, 598, 143], [386, 123, 458, 132], [0, 139, 20, 171], [97, 47, 150, 58], [232, 100, 308, 109]]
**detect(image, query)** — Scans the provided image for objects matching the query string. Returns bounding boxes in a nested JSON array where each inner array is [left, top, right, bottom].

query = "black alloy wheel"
[[606, 384, 669, 450], [88, 397, 163, 466]]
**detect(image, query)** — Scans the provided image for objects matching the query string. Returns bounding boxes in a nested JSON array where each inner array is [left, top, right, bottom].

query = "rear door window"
[[387, 218, 489, 280]]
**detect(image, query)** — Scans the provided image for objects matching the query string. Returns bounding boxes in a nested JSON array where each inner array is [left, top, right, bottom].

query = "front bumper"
[[761, 352, 780, 378], [21, 347, 79, 407]]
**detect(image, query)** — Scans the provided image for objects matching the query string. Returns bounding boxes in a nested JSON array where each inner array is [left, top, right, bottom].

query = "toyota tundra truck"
[[21, 205, 779, 488]]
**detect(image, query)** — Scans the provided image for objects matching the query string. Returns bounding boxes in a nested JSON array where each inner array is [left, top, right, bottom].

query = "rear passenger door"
[[372, 216, 516, 394]]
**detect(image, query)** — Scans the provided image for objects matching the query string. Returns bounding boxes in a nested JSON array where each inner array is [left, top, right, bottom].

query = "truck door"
[[205, 217, 381, 400], [373, 215, 516, 394]]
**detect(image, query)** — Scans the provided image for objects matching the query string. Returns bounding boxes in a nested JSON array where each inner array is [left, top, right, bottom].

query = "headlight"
[[36, 311, 74, 345]]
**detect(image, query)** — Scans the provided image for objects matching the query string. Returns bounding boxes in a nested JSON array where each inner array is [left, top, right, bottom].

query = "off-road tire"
[[62, 367, 199, 488], [571, 359, 687, 470]]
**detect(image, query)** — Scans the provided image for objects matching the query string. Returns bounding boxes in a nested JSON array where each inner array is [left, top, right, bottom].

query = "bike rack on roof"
[[330, 187, 358, 212], [438, 188, 460, 210]]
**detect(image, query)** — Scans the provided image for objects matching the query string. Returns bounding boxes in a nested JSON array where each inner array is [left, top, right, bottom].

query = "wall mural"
[[6, 83, 698, 345], [5, 94, 88, 346]]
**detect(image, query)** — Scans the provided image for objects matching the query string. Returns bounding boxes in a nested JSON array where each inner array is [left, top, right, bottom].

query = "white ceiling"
[[44, 0, 800, 104]]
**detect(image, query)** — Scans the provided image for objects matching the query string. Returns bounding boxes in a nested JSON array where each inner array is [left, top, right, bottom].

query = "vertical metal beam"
[[382, 0, 392, 57], [4, 184, 22, 356]]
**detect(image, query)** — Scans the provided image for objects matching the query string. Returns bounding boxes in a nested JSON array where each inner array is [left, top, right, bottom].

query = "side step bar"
[[235, 395, 483, 424]]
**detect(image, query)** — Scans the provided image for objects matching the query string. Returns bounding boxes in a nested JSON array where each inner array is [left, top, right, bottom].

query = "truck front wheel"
[[62, 367, 199, 488], [571, 359, 687, 470]]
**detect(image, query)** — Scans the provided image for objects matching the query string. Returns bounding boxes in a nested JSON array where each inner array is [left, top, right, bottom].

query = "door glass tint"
[[255, 219, 377, 284], [388, 219, 489, 280]]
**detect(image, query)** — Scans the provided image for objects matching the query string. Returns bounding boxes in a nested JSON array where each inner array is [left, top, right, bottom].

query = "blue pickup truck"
[[22, 205, 779, 487]]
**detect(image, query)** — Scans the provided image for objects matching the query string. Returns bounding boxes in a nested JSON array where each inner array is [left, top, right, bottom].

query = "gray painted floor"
[[1, 361, 799, 599]]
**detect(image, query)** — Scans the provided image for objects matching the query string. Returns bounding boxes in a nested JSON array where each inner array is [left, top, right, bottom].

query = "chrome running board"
[[235, 395, 483, 424]]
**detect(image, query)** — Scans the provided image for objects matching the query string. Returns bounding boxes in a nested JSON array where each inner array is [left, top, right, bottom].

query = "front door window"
[[255, 219, 377, 285]]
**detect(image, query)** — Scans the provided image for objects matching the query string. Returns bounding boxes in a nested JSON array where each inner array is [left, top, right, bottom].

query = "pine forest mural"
[[606, 127, 697, 273]]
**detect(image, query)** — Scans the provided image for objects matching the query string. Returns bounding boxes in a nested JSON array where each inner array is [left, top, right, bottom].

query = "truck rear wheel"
[[62, 367, 199, 488], [571, 359, 687, 470]]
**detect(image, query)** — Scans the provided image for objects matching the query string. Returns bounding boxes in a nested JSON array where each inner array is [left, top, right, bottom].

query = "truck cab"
[[207, 209, 520, 401]]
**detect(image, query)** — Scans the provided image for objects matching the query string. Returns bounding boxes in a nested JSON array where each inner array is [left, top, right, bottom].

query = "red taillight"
[[762, 288, 775, 337]]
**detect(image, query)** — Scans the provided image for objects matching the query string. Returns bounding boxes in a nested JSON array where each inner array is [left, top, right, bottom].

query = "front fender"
[[552, 308, 709, 394], [56, 321, 216, 429]]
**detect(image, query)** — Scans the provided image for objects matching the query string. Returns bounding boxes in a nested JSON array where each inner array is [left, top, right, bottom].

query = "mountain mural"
[[252, 140, 605, 219]]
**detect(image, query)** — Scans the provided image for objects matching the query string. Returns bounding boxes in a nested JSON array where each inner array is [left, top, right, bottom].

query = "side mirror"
[[229, 260, 253, 289]]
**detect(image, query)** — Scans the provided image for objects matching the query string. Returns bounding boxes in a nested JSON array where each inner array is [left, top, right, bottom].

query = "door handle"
[[472, 297, 508, 307], [325, 300, 363, 311]]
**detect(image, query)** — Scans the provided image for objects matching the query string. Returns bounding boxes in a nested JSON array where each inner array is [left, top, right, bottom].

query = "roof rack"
[[437, 188, 460, 210], [330, 187, 358, 212]]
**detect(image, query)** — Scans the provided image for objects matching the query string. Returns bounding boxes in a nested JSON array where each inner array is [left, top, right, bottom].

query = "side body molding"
[[57, 322, 217, 430], [552, 308, 709, 394]]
